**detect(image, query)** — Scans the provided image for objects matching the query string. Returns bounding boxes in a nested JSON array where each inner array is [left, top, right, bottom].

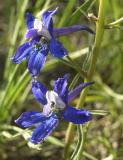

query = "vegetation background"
[[0, 0, 123, 159]]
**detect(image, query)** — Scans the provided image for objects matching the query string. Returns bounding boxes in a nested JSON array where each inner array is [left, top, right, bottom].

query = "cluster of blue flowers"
[[12, 8, 94, 144]]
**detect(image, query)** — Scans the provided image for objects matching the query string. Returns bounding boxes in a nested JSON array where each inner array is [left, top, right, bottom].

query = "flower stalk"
[[64, 0, 107, 159]]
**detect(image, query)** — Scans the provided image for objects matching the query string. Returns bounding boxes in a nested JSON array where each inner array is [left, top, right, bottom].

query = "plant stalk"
[[64, 0, 107, 159]]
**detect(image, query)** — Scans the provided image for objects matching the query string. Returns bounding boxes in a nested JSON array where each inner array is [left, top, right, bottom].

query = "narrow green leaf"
[[70, 125, 84, 160], [4, 0, 29, 80], [90, 110, 110, 116], [58, 0, 76, 27], [73, 0, 96, 16], [69, 73, 80, 91], [47, 136, 64, 147]]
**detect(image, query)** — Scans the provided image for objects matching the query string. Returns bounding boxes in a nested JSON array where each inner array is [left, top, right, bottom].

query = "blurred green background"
[[0, 0, 123, 159]]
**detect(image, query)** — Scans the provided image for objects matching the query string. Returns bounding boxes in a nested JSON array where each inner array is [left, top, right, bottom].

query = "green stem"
[[64, 0, 107, 159], [64, 123, 75, 160], [77, 0, 107, 108], [108, 17, 123, 26]]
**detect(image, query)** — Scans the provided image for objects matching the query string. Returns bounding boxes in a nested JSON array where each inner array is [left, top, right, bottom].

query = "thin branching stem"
[[107, 17, 123, 26]]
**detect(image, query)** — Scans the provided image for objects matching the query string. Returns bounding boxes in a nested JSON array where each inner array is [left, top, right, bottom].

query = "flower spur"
[[15, 75, 93, 144], [12, 8, 95, 77]]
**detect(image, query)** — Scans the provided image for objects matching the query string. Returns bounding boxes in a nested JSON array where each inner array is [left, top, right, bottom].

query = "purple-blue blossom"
[[12, 8, 95, 77], [15, 75, 93, 144]]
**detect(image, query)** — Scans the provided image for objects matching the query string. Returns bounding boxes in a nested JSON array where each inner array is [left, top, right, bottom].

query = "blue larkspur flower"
[[12, 8, 95, 76], [15, 75, 93, 144]]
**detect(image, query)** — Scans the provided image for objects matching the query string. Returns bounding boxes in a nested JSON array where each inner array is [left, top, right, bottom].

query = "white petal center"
[[34, 19, 43, 32], [34, 18, 51, 39], [46, 90, 65, 109]]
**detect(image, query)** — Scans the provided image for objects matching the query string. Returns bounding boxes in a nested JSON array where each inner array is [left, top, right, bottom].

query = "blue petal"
[[28, 53, 46, 76], [12, 42, 32, 64], [53, 25, 95, 37], [50, 39, 68, 58], [31, 114, 59, 144], [15, 111, 48, 128], [26, 12, 35, 29], [26, 29, 38, 39], [42, 8, 58, 36], [28, 42, 49, 76], [63, 106, 92, 124], [32, 80, 47, 105], [68, 82, 94, 103], [54, 74, 69, 104]]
